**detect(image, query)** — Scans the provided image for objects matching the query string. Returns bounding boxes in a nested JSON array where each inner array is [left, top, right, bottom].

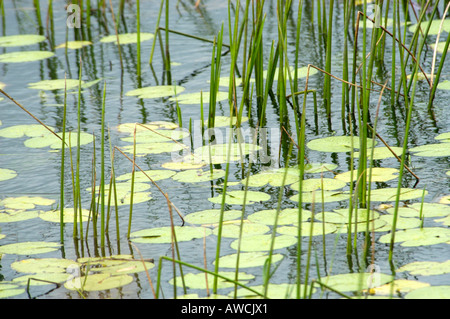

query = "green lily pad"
[[28, 79, 84, 91], [289, 190, 350, 203], [439, 195, 450, 204], [335, 167, 399, 183], [208, 190, 271, 205], [11, 257, 78, 274], [212, 222, 271, 238], [192, 143, 262, 164], [247, 208, 312, 225], [0, 34, 46, 47], [409, 142, 450, 157], [230, 234, 297, 252], [307, 136, 376, 153], [13, 272, 72, 286], [206, 116, 249, 127], [375, 215, 421, 232], [117, 121, 179, 133], [125, 85, 185, 99], [64, 273, 134, 291], [435, 215, 450, 226], [169, 91, 229, 105], [290, 178, 347, 192], [408, 19, 450, 35], [233, 283, 315, 299], [100, 32, 154, 44], [24, 131, 94, 149], [214, 252, 284, 268], [78, 255, 154, 275], [435, 132, 450, 143], [161, 160, 206, 170], [316, 208, 380, 225], [0, 241, 61, 255], [130, 226, 211, 244], [431, 42, 450, 54], [116, 169, 176, 183], [172, 169, 225, 183], [0, 124, 55, 138], [304, 162, 339, 173], [368, 279, 430, 296], [169, 271, 254, 290], [406, 203, 450, 218], [184, 209, 242, 225], [0, 210, 40, 223], [368, 187, 427, 202], [243, 169, 300, 187], [320, 272, 393, 292], [39, 208, 91, 223], [120, 129, 189, 144], [277, 222, 338, 237], [264, 66, 318, 80], [398, 260, 450, 276], [0, 196, 55, 210], [0, 51, 54, 63], [0, 168, 17, 182], [354, 146, 405, 160], [121, 141, 187, 155], [405, 286, 450, 299], [378, 227, 450, 247], [0, 283, 25, 298], [438, 80, 450, 90], [55, 40, 92, 50]]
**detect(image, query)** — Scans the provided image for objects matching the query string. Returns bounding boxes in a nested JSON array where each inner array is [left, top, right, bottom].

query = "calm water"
[[0, 0, 449, 299]]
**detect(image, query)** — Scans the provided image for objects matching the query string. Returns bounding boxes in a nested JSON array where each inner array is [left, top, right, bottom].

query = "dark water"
[[0, 0, 449, 299]]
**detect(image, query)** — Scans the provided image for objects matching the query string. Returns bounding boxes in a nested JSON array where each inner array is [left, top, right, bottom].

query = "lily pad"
[[0, 34, 46, 47], [212, 222, 271, 238], [289, 190, 350, 203], [431, 42, 450, 54], [320, 272, 393, 292], [354, 146, 405, 160], [232, 283, 313, 299], [0, 210, 40, 223], [117, 121, 179, 133], [0, 124, 55, 138], [11, 257, 78, 274], [120, 129, 189, 144], [169, 91, 229, 105], [316, 208, 380, 225], [335, 167, 399, 183], [169, 271, 254, 290], [0, 168, 17, 182], [243, 169, 300, 187], [0, 241, 61, 255], [409, 142, 450, 157], [378, 227, 450, 247], [24, 131, 94, 149], [130, 226, 211, 244], [184, 209, 242, 225], [99, 32, 154, 44], [375, 215, 421, 232], [208, 190, 271, 205], [13, 272, 72, 286], [78, 255, 154, 275], [247, 208, 312, 225], [121, 141, 187, 155], [290, 178, 347, 192], [39, 208, 91, 223], [193, 143, 262, 164], [64, 273, 134, 291], [397, 260, 450, 276], [435, 215, 450, 227], [367, 279, 430, 296], [304, 162, 339, 173], [206, 116, 249, 127], [172, 169, 225, 183], [125, 85, 185, 99], [0, 283, 25, 298], [214, 252, 284, 268], [0, 51, 54, 63], [116, 169, 176, 183], [277, 222, 338, 237], [408, 19, 450, 35], [307, 136, 376, 153], [28, 79, 84, 91], [230, 234, 297, 252], [438, 80, 450, 90], [264, 66, 318, 80], [0, 196, 55, 210], [55, 40, 92, 49], [368, 187, 427, 202], [405, 286, 450, 299], [161, 160, 206, 170], [407, 202, 450, 218], [435, 132, 450, 143]]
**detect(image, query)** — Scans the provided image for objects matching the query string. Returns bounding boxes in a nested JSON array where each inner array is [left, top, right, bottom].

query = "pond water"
[[0, 0, 450, 299]]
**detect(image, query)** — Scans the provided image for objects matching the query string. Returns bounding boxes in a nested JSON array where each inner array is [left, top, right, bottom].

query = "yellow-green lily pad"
[[0, 51, 54, 63], [438, 80, 450, 90], [78, 255, 154, 275], [0, 210, 40, 223], [55, 40, 92, 50], [24, 131, 94, 149], [11, 258, 78, 274], [335, 167, 399, 183], [408, 19, 450, 35], [247, 208, 312, 225], [0, 34, 46, 47], [169, 91, 229, 105], [243, 169, 300, 187], [0, 241, 61, 255], [0, 196, 55, 210], [0, 283, 25, 298], [126, 85, 185, 99], [0, 168, 17, 182], [214, 252, 284, 268], [320, 272, 393, 292], [130, 226, 211, 244], [172, 168, 225, 183], [28, 79, 84, 91], [290, 178, 347, 192], [232, 283, 313, 299], [410, 142, 450, 157], [120, 129, 189, 144], [208, 190, 271, 205], [289, 190, 350, 203], [193, 143, 262, 164], [378, 227, 450, 247], [117, 121, 179, 133], [398, 260, 450, 276], [115, 169, 176, 183], [277, 222, 338, 237], [354, 146, 405, 160], [39, 208, 91, 223], [100, 32, 154, 44], [0, 124, 55, 138], [121, 141, 187, 155], [307, 136, 376, 153], [212, 222, 271, 238], [230, 234, 297, 252], [205, 115, 249, 127], [64, 273, 134, 291], [13, 272, 72, 286], [367, 279, 430, 296], [405, 285, 450, 299], [169, 271, 254, 290], [184, 209, 242, 225], [368, 187, 427, 202]]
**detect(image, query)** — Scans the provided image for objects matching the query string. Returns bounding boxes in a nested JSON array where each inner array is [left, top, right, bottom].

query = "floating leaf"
[[172, 169, 225, 183], [161, 160, 206, 170], [64, 273, 133, 291], [304, 162, 339, 173], [169, 91, 229, 104], [243, 169, 300, 187], [367, 279, 430, 296], [247, 208, 312, 225], [11, 258, 78, 274], [230, 234, 297, 252], [320, 273, 393, 292], [263, 66, 318, 80], [406, 203, 450, 218], [439, 195, 450, 204], [378, 227, 450, 247], [315, 208, 382, 225], [438, 80, 450, 90], [192, 143, 262, 164], [335, 167, 399, 183], [13, 272, 72, 286], [435, 132, 450, 143], [290, 178, 347, 192], [0, 283, 24, 298], [79, 255, 154, 275], [277, 222, 338, 237], [0, 210, 39, 223], [375, 215, 421, 232], [120, 129, 189, 144], [169, 271, 254, 290], [0, 196, 55, 210], [24, 131, 94, 149], [39, 208, 91, 223], [435, 215, 450, 227], [204, 115, 249, 127], [354, 146, 405, 160], [0, 124, 55, 138], [431, 42, 450, 54], [28, 79, 84, 91], [0, 168, 17, 182], [408, 19, 450, 35], [368, 187, 427, 202], [208, 190, 271, 205], [121, 141, 186, 155], [232, 283, 314, 299], [0, 51, 54, 63], [289, 190, 349, 203], [397, 260, 450, 276], [184, 209, 242, 225], [0, 241, 61, 255], [130, 226, 211, 244], [409, 142, 450, 157], [0, 34, 46, 47], [307, 136, 376, 153], [55, 40, 92, 49], [117, 121, 179, 133], [116, 169, 176, 183], [214, 252, 284, 268], [125, 85, 185, 99], [212, 222, 270, 238], [99, 32, 154, 44], [405, 286, 450, 299]]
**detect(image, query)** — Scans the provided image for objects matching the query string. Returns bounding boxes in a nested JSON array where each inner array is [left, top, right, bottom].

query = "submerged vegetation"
[[0, 0, 450, 299]]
